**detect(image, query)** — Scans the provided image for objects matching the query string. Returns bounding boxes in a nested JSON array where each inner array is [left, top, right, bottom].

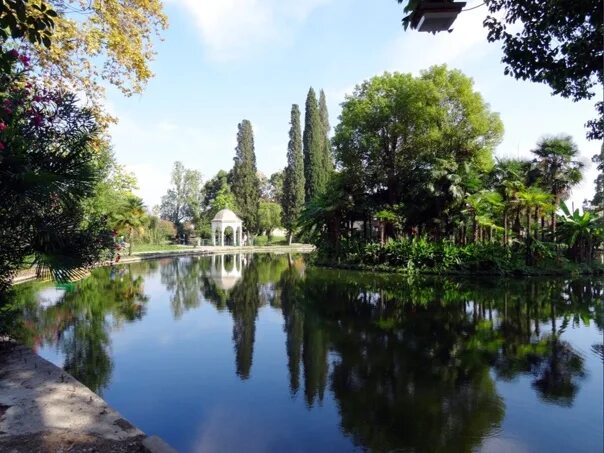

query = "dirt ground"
[[0, 431, 147, 452]]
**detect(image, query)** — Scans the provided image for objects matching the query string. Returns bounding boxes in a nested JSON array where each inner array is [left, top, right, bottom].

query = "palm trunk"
[[503, 210, 508, 246]]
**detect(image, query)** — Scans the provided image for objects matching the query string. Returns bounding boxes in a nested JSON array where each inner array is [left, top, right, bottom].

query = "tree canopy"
[[231, 119, 260, 233], [159, 162, 203, 233], [333, 65, 503, 236], [397, 0, 603, 140]]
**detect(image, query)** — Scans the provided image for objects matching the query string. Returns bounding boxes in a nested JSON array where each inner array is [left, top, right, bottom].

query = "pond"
[[4, 254, 603, 452]]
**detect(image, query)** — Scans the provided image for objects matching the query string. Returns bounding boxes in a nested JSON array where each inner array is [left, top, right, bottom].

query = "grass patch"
[[253, 236, 288, 246], [131, 243, 191, 254]]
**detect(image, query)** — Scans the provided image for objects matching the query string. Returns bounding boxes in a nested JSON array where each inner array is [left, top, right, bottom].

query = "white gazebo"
[[211, 209, 243, 246]]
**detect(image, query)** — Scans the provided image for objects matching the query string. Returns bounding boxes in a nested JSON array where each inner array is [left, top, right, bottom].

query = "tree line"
[[156, 86, 334, 245], [300, 66, 603, 271]]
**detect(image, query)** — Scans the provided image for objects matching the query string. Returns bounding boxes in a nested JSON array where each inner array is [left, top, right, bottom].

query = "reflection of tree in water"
[[279, 258, 328, 406], [10, 265, 148, 394], [160, 257, 209, 319], [227, 259, 260, 380], [279, 270, 601, 451]]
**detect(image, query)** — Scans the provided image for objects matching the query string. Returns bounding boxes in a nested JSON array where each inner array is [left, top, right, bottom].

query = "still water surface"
[[6, 254, 604, 452]]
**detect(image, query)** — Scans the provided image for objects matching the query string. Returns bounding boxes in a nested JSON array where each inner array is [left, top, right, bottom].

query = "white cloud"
[[173, 0, 332, 61]]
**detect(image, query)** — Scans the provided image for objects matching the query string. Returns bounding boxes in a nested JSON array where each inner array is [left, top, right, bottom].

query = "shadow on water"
[[3, 254, 603, 452]]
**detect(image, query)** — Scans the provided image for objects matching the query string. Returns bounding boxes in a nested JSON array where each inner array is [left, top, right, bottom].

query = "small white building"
[[211, 209, 243, 246]]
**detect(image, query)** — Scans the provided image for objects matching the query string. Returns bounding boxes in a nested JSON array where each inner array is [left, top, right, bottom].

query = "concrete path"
[[0, 342, 173, 452]]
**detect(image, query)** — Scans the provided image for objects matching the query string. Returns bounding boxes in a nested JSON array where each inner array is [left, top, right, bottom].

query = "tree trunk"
[[503, 211, 508, 246]]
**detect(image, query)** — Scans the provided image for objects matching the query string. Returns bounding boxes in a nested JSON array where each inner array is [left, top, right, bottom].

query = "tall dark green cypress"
[[303, 87, 326, 202], [318, 89, 333, 174], [231, 119, 260, 233], [282, 104, 305, 243]]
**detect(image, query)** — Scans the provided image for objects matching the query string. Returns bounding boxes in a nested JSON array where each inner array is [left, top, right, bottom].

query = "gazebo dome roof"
[[212, 209, 241, 222]]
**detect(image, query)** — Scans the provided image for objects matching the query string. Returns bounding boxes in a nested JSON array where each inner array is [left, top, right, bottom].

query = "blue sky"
[[107, 0, 600, 209]]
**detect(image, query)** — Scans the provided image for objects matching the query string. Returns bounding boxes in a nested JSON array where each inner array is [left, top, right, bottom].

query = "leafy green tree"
[[147, 216, 176, 244], [333, 66, 503, 240], [258, 200, 282, 240], [282, 104, 306, 243], [159, 161, 203, 234], [303, 87, 328, 202], [397, 0, 603, 139], [231, 119, 260, 233], [318, 89, 333, 174], [260, 170, 284, 203], [83, 148, 139, 222]]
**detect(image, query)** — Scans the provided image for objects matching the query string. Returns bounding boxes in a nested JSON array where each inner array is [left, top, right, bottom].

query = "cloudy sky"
[[107, 0, 600, 210]]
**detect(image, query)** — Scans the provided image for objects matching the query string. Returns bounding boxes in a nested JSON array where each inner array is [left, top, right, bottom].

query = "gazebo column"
[[220, 227, 225, 246]]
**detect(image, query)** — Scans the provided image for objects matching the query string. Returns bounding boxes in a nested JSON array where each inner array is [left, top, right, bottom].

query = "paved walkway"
[[0, 342, 174, 452]]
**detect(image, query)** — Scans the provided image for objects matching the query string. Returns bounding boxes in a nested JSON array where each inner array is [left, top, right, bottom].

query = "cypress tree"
[[303, 87, 325, 202], [282, 104, 305, 243], [318, 89, 333, 174], [231, 119, 260, 233]]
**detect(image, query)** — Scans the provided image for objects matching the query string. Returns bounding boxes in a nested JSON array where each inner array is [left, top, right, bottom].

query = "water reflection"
[[4, 255, 603, 452], [7, 266, 147, 394]]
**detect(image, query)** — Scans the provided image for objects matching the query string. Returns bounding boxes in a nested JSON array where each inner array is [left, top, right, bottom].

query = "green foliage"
[[111, 195, 147, 256], [530, 135, 583, 203], [258, 200, 282, 239], [321, 237, 581, 275], [0, 50, 113, 291], [398, 0, 603, 139], [282, 104, 305, 242], [558, 202, 604, 263], [303, 87, 328, 202], [318, 89, 333, 174], [333, 66, 503, 237], [0, 0, 56, 48], [159, 161, 203, 233], [231, 119, 260, 233]]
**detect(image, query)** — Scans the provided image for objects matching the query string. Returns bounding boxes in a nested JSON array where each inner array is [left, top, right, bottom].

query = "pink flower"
[[0, 142, 5, 151], [0, 123, 6, 132], [18, 54, 30, 66], [7, 50, 18, 59]]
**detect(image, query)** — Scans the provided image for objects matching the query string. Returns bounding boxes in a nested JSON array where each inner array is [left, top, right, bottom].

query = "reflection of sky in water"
[[36, 287, 66, 308], [22, 256, 604, 453]]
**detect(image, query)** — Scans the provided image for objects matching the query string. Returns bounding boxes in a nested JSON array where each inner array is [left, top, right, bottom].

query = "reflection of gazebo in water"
[[211, 209, 243, 246], [209, 254, 245, 291]]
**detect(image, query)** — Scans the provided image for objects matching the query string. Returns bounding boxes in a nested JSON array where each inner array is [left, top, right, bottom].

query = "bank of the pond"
[[312, 258, 604, 277], [11, 244, 315, 285], [0, 341, 175, 453]]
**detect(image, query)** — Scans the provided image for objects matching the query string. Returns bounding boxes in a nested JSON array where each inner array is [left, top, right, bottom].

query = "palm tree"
[[530, 135, 584, 240], [489, 158, 531, 245], [112, 196, 147, 256], [518, 187, 553, 238]]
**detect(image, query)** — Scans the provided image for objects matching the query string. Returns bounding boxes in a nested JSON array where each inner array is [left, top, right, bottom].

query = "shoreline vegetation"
[[308, 239, 604, 277]]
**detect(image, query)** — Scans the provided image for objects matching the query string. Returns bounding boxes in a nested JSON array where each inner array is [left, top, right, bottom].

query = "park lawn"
[[254, 235, 288, 246], [131, 243, 191, 254]]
